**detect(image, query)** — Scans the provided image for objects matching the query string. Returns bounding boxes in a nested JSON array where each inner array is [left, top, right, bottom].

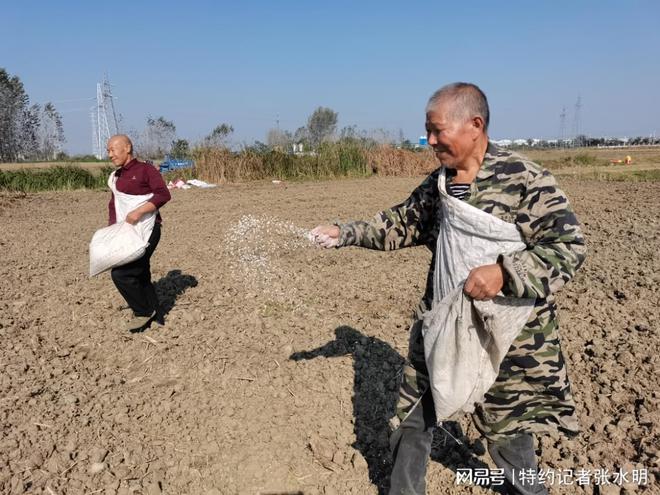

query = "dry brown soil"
[[1, 176, 658, 494]]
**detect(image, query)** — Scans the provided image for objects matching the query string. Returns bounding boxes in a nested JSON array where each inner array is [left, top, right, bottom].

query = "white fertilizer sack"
[[89, 222, 148, 277]]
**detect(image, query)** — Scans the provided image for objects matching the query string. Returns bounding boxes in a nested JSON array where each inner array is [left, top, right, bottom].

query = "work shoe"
[[123, 311, 156, 332]]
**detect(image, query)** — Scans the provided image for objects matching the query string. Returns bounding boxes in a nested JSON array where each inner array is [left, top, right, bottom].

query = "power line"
[[39, 97, 95, 104]]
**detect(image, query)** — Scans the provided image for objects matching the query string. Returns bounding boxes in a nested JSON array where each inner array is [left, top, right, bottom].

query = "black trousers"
[[111, 223, 161, 318], [389, 390, 548, 495]]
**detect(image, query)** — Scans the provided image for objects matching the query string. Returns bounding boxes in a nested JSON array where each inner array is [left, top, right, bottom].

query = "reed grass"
[[192, 142, 437, 183]]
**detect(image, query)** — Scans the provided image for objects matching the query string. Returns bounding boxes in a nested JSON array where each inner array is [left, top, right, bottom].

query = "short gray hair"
[[426, 82, 490, 131]]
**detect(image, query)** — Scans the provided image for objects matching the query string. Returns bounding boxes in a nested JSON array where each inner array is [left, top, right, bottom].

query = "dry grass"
[[194, 148, 276, 182], [365, 146, 437, 176], [524, 146, 660, 170], [521, 146, 660, 182], [191, 144, 437, 183]]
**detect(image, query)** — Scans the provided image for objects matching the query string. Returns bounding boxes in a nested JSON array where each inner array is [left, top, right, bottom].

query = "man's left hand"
[[125, 209, 142, 225], [464, 263, 505, 300]]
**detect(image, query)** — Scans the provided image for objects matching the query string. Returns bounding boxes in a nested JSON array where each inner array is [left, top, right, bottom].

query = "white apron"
[[108, 170, 156, 242], [88, 171, 157, 277], [421, 168, 536, 420]]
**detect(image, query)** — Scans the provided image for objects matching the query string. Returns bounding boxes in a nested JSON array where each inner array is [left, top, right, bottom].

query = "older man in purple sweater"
[[106, 135, 171, 331]]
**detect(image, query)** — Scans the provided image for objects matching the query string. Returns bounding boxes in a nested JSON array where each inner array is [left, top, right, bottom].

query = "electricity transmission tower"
[[559, 106, 567, 148], [90, 75, 120, 159], [572, 95, 582, 147]]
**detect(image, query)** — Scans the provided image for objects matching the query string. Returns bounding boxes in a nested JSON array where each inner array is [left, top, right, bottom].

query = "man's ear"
[[471, 116, 485, 139]]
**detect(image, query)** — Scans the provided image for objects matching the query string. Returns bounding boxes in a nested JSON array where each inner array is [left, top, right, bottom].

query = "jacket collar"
[[476, 142, 500, 181], [122, 158, 138, 170]]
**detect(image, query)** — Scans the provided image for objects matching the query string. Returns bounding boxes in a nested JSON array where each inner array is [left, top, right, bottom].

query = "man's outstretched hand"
[[311, 225, 340, 248], [464, 263, 506, 300]]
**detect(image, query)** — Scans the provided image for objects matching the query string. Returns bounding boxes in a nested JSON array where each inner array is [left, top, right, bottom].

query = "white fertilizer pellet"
[[224, 214, 316, 298]]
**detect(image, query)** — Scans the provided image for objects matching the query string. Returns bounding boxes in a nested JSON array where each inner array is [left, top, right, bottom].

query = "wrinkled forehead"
[[426, 97, 466, 126], [426, 103, 452, 124]]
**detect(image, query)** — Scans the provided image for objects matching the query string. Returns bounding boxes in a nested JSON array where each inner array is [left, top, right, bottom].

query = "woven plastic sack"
[[421, 168, 535, 421], [422, 286, 535, 418], [89, 222, 148, 277]]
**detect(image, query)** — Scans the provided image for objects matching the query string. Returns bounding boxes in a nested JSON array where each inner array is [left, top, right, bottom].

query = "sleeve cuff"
[[498, 252, 528, 297], [336, 223, 353, 248]]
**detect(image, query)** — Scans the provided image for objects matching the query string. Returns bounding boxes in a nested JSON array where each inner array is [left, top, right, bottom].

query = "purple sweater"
[[108, 159, 171, 225]]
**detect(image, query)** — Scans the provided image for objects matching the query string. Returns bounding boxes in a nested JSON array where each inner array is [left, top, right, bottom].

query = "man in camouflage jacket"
[[312, 82, 586, 495]]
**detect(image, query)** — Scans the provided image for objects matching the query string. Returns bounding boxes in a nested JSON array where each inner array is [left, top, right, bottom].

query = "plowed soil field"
[[1, 175, 658, 494]]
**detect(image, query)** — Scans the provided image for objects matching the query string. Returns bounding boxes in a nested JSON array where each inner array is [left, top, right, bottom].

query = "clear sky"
[[3, 0, 659, 154]]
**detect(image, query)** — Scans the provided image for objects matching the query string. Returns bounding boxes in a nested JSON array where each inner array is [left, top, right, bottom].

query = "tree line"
[[134, 118, 235, 159], [144, 107, 343, 160], [144, 107, 417, 160], [0, 68, 66, 162]]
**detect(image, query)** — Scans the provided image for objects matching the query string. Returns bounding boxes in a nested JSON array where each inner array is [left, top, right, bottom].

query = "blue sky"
[[3, 1, 659, 154]]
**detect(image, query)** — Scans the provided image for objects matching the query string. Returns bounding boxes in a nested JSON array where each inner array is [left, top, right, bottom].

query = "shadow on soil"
[[155, 269, 198, 316], [291, 325, 506, 494]]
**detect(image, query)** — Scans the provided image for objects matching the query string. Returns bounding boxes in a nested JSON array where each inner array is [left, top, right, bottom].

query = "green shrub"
[[0, 166, 114, 192]]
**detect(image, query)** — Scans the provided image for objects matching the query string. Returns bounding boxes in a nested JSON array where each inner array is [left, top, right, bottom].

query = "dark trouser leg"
[[488, 434, 549, 495], [111, 223, 161, 317], [389, 314, 435, 495], [389, 390, 436, 495]]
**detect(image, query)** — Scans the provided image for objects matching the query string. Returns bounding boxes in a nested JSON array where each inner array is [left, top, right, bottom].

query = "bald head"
[[426, 82, 490, 132], [108, 134, 133, 149], [107, 134, 134, 167]]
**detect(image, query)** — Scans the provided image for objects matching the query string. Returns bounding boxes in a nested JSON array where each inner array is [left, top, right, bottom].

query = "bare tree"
[[293, 126, 309, 145], [369, 128, 395, 145], [266, 128, 292, 150], [0, 68, 38, 162], [170, 138, 190, 158], [20, 104, 41, 160], [142, 116, 176, 158], [39, 102, 65, 160], [339, 125, 359, 140], [203, 123, 234, 148], [306, 107, 337, 149]]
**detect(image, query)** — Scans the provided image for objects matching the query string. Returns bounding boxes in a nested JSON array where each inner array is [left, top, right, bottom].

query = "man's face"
[[425, 100, 479, 169], [106, 138, 132, 167]]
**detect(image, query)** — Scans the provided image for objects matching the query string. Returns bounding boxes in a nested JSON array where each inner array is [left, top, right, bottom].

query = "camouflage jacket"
[[338, 142, 587, 439], [338, 142, 586, 310]]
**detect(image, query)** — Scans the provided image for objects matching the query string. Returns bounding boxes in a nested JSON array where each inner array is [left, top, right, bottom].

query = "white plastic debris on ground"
[[187, 179, 217, 188], [167, 179, 191, 190], [167, 178, 218, 189]]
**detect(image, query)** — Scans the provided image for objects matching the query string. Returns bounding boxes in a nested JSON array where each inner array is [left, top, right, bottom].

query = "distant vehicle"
[[159, 155, 194, 173]]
